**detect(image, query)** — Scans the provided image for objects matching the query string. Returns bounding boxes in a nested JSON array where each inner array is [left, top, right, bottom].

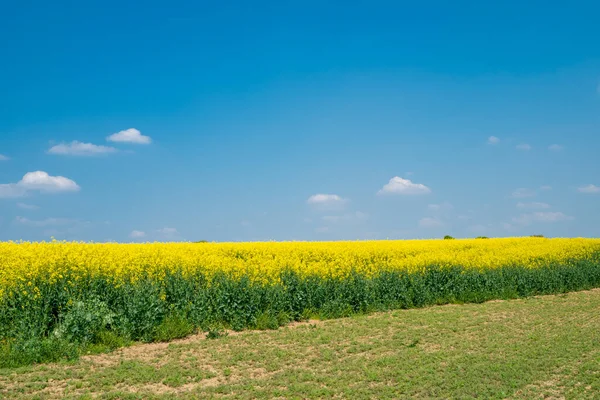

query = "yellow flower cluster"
[[1, 238, 599, 292]]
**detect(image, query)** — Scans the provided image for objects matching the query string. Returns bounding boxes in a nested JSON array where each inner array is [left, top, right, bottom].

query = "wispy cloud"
[[378, 177, 431, 195], [540, 185, 552, 191], [156, 227, 180, 240], [322, 211, 368, 223], [578, 184, 600, 194], [548, 144, 563, 151], [17, 203, 39, 210], [428, 202, 453, 212], [48, 141, 117, 156], [0, 171, 80, 198], [502, 222, 515, 231], [419, 217, 444, 228], [107, 128, 152, 144], [0, 154, 9, 161], [15, 216, 79, 227], [516, 202, 550, 209], [516, 144, 531, 151], [487, 136, 500, 145], [510, 188, 536, 198], [129, 230, 146, 238], [512, 212, 573, 225]]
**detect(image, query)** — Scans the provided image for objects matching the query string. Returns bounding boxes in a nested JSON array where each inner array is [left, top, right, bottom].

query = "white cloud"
[[511, 188, 536, 198], [322, 211, 368, 223], [428, 202, 453, 211], [548, 144, 563, 151], [48, 141, 117, 156], [107, 128, 152, 144], [129, 230, 146, 238], [512, 212, 573, 225], [516, 144, 531, 151], [307, 194, 347, 209], [577, 184, 600, 194], [419, 217, 444, 228], [540, 185, 552, 191], [0, 171, 80, 198], [516, 202, 550, 209], [378, 177, 431, 195], [17, 203, 39, 210], [487, 136, 500, 145], [0, 154, 9, 161], [19, 171, 80, 193], [15, 216, 77, 227], [315, 226, 330, 233]]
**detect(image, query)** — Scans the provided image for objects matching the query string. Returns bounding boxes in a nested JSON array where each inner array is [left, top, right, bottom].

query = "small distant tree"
[[475, 236, 489, 239], [530, 235, 545, 238], [443, 235, 455, 240], [194, 240, 209, 243]]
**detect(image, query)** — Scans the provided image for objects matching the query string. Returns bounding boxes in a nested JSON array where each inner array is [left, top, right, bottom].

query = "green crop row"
[[1, 255, 600, 368]]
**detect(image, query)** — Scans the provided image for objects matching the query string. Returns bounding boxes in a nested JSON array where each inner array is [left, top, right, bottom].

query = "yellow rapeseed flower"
[[0, 238, 599, 296]]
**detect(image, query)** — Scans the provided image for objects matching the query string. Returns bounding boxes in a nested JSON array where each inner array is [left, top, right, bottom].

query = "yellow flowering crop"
[[1, 238, 599, 293], [2, 237, 600, 367]]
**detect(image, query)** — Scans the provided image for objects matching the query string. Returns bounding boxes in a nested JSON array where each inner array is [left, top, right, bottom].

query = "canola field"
[[2, 238, 600, 367]]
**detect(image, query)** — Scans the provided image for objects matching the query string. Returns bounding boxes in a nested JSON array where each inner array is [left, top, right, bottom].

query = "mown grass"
[[1, 289, 599, 399]]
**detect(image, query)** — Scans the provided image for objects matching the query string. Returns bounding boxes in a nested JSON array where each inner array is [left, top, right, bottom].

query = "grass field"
[[1, 289, 599, 399]]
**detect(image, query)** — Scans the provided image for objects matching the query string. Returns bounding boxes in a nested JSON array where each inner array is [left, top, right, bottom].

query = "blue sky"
[[1, 0, 599, 242]]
